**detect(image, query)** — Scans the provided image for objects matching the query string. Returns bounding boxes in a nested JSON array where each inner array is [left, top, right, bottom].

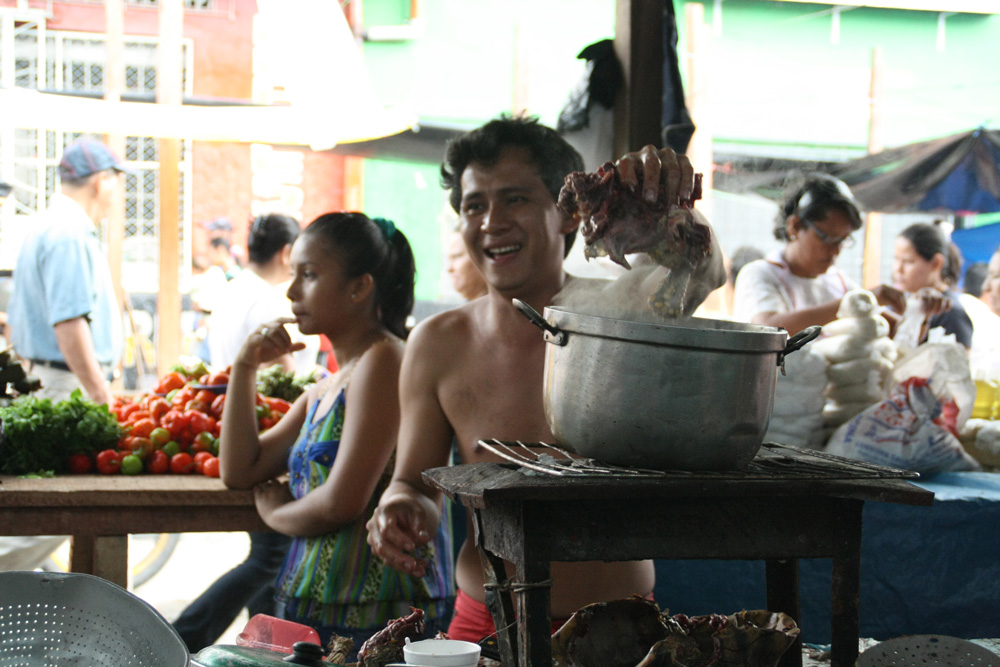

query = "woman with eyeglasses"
[[734, 173, 905, 335], [892, 223, 973, 349]]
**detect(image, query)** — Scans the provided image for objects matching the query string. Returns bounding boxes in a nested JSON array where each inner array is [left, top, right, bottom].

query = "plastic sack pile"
[[810, 290, 896, 434], [826, 338, 980, 473], [764, 346, 828, 450]]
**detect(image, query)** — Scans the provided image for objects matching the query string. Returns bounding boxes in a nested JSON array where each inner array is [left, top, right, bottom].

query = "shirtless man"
[[367, 116, 724, 642]]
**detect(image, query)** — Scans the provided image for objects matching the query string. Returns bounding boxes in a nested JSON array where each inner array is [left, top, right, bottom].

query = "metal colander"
[[0, 571, 189, 667], [857, 635, 999, 667]]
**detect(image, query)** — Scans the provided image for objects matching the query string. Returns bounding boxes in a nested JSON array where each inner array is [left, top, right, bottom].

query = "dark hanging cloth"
[[556, 39, 623, 134], [662, 0, 695, 155]]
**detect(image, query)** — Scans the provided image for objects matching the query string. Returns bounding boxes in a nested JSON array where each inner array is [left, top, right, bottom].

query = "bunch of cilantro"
[[0, 389, 123, 475], [256, 364, 317, 403]]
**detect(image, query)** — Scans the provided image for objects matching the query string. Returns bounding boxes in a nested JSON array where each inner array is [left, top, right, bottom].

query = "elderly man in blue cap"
[[8, 138, 126, 407], [2, 139, 128, 571]]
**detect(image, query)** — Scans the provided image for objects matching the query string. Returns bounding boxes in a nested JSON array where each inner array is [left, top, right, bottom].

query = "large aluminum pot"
[[514, 299, 820, 471]]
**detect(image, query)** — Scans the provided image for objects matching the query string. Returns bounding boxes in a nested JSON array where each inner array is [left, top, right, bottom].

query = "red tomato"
[[194, 389, 217, 405], [119, 403, 142, 421], [68, 453, 92, 474], [154, 371, 187, 395], [186, 410, 217, 438], [192, 450, 213, 474], [171, 386, 197, 408], [147, 397, 171, 423], [210, 393, 226, 419], [146, 450, 169, 474], [205, 372, 229, 386], [263, 396, 292, 415], [128, 418, 157, 439], [169, 452, 194, 475], [161, 410, 191, 441], [259, 416, 276, 431], [202, 455, 221, 478], [96, 449, 123, 475]]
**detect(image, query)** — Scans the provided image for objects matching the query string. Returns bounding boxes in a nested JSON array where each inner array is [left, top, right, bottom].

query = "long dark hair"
[[440, 114, 584, 257], [774, 173, 863, 241], [247, 213, 300, 264], [303, 212, 416, 339], [899, 222, 961, 287]]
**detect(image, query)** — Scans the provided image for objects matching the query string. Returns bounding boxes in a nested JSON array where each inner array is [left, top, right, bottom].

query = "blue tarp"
[[653, 472, 1000, 642], [953, 223, 1000, 266]]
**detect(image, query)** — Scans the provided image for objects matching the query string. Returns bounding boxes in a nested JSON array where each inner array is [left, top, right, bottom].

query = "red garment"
[[446, 589, 568, 643]]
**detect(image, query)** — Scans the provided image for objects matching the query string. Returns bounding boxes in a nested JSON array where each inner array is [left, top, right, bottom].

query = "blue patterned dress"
[[274, 380, 455, 647]]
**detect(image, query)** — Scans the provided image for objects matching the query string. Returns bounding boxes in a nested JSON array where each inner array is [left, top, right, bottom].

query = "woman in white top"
[[734, 174, 905, 333], [208, 214, 319, 372]]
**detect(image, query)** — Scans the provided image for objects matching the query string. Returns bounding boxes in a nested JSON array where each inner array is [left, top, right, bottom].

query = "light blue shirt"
[[8, 194, 123, 366]]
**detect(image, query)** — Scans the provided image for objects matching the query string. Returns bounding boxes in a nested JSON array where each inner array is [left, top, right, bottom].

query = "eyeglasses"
[[801, 219, 856, 249]]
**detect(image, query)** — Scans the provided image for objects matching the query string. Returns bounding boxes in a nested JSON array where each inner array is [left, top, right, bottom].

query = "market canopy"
[[832, 128, 1000, 215]]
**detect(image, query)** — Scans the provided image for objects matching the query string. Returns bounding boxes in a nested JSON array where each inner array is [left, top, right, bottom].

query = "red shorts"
[[446, 589, 569, 643]]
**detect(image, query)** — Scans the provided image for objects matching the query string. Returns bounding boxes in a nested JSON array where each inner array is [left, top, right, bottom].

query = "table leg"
[[69, 534, 95, 574], [513, 549, 552, 667], [766, 559, 803, 667], [831, 549, 861, 667], [474, 511, 518, 667], [68, 534, 129, 589]]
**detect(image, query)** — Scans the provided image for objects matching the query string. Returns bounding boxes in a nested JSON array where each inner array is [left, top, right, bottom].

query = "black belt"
[[29, 358, 72, 372], [30, 358, 116, 382]]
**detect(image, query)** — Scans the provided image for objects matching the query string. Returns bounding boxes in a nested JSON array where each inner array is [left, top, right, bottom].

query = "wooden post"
[[344, 156, 365, 212], [862, 47, 884, 288], [613, 0, 663, 158], [684, 1, 713, 220], [105, 0, 126, 392], [157, 0, 184, 375]]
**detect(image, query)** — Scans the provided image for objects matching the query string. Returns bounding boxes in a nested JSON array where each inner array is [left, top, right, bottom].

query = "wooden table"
[[0, 474, 266, 588], [423, 444, 934, 667]]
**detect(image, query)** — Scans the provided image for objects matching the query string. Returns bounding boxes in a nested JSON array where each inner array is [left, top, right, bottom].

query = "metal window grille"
[[0, 23, 195, 293]]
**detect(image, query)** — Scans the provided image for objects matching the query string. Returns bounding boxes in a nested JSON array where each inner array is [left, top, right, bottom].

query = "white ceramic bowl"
[[402, 638, 481, 667]]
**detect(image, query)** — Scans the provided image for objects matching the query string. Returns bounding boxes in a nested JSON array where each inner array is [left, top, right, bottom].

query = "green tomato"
[[165, 388, 180, 402], [149, 427, 171, 447], [161, 440, 181, 458], [120, 454, 143, 475], [210, 437, 220, 456], [188, 361, 209, 379], [255, 404, 271, 420]]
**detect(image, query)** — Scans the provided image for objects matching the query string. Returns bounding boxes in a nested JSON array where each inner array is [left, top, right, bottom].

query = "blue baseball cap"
[[58, 139, 128, 181]]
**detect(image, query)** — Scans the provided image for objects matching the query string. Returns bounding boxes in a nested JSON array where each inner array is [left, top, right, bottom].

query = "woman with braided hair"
[[218, 212, 454, 658]]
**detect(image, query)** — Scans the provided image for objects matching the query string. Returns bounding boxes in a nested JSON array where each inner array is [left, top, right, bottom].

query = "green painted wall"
[[686, 1, 1000, 152], [361, 158, 452, 301]]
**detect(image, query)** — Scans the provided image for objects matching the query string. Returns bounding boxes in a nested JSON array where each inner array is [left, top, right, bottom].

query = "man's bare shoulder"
[[406, 300, 489, 361]]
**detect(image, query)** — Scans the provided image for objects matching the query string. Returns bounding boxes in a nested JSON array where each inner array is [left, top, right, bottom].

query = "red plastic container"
[[235, 614, 321, 654]]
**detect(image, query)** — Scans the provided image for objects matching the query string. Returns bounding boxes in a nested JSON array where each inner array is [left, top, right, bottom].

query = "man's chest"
[[437, 343, 553, 460]]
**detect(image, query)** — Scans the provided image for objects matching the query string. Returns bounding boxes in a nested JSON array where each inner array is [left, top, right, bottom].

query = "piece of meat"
[[558, 162, 713, 318], [356, 607, 425, 667]]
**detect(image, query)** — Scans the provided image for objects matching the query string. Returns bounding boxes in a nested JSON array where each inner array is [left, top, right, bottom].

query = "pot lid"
[[543, 307, 789, 353]]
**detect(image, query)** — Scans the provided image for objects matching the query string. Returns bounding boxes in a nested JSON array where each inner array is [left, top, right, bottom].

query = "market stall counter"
[[424, 443, 933, 667], [0, 474, 266, 588]]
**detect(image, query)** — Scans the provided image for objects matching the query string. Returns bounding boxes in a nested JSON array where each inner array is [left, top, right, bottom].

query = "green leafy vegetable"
[[0, 389, 123, 475], [256, 364, 317, 403]]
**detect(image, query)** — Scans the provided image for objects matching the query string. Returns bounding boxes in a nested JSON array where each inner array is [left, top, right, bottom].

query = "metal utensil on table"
[[0, 571, 189, 667], [856, 635, 999, 666], [513, 298, 822, 471]]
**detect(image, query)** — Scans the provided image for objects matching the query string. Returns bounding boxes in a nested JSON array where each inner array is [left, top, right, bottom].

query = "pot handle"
[[777, 325, 822, 374], [512, 298, 567, 345]]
